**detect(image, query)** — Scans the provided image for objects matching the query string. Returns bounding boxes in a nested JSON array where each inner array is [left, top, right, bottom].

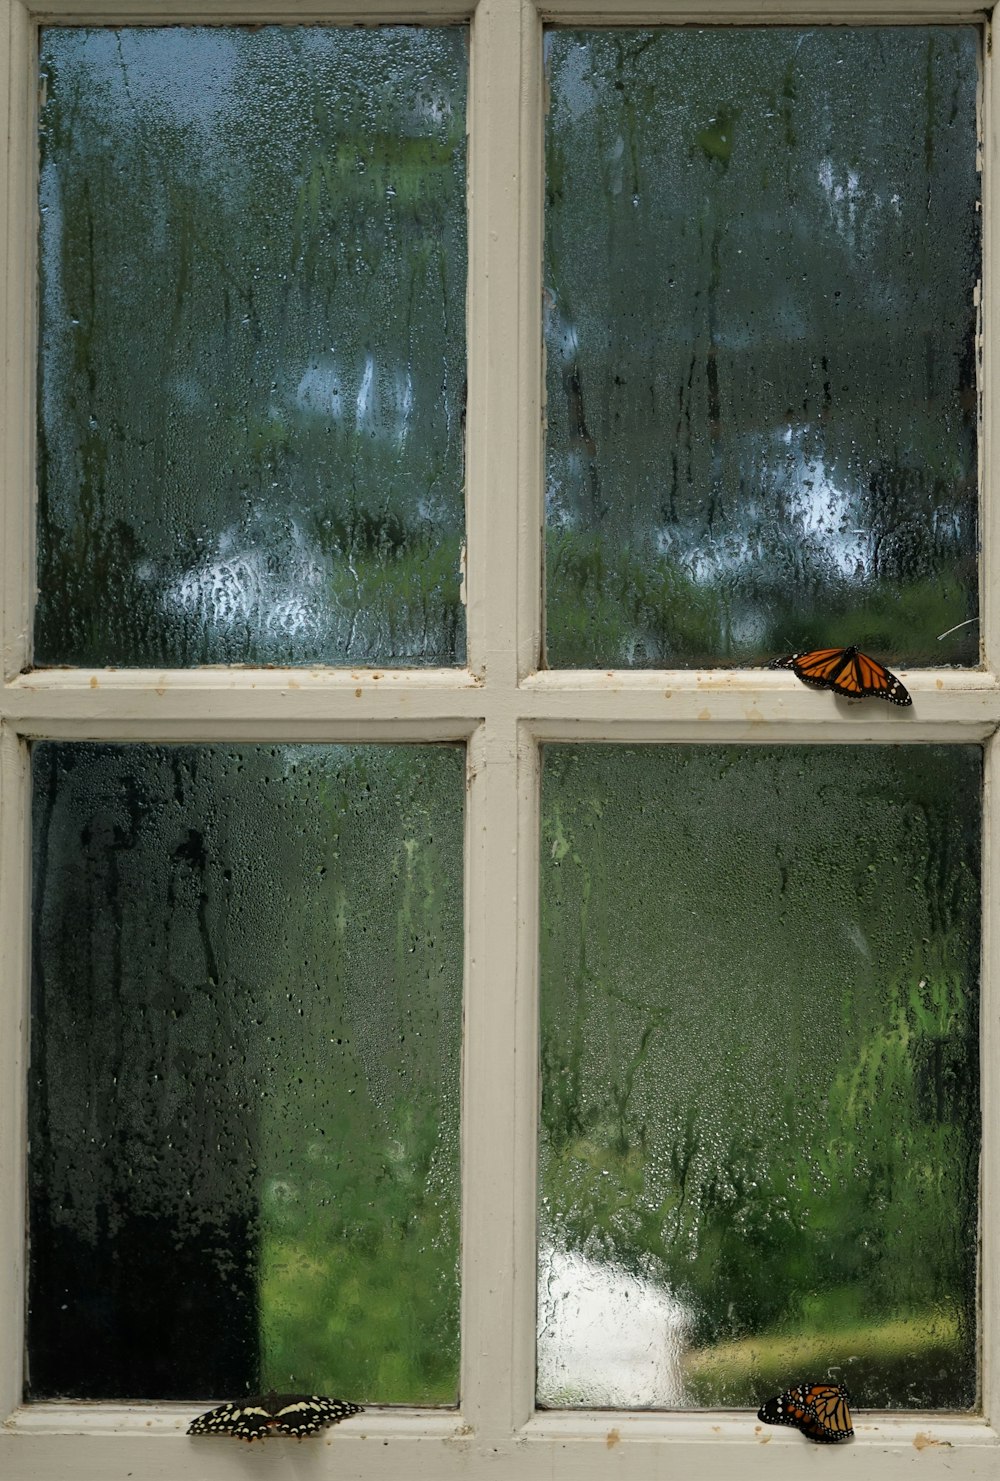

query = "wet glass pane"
[[36, 27, 467, 668], [544, 28, 980, 668], [539, 745, 980, 1410], [29, 742, 463, 1402]]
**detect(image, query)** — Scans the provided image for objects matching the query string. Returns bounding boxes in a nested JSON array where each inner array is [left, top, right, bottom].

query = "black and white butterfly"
[[188, 1391, 363, 1441]]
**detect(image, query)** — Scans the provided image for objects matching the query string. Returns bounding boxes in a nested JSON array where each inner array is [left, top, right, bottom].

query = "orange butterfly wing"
[[770, 646, 911, 706], [770, 648, 848, 690], [851, 650, 911, 706], [824, 652, 866, 698], [799, 1383, 855, 1443], [757, 1383, 854, 1444]]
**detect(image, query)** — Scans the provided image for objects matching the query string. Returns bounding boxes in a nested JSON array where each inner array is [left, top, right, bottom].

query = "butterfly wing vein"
[[770, 646, 911, 705], [757, 1383, 854, 1444]]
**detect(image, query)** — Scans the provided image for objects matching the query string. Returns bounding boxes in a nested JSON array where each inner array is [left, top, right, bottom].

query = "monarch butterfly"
[[757, 1382, 855, 1444], [188, 1392, 363, 1441], [769, 645, 911, 706]]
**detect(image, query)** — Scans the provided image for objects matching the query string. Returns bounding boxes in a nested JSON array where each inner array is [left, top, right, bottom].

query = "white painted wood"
[[0, 1, 32, 682], [467, 0, 517, 681], [1, 1413, 998, 1481], [981, 24, 999, 1432], [540, 2, 988, 20], [982, 736, 1000, 1428], [3, 666, 997, 743], [520, 669, 1000, 740], [465, 0, 543, 685], [460, 8, 545, 1432], [7, 1406, 460, 1434], [516, 1, 544, 681], [0, 727, 29, 1422], [21, 1405, 988, 1447], [524, 666, 999, 695], [980, 19, 991, 672], [23, 0, 992, 18], [524, 1409, 1000, 1442], [31, 1, 474, 18], [460, 719, 540, 1437], [508, 723, 542, 1430], [1, 668, 487, 739]]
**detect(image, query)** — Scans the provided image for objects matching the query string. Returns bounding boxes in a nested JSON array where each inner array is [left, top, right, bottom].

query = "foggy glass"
[[544, 28, 980, 668], [29, 743, 463, 1403], [36, 27, 467, 667], [539, 745, 980, 1410]]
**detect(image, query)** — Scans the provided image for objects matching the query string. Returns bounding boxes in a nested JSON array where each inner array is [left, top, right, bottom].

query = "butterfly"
[[757, 1381, 855, 1443], [188, 1391, 363, 1441], [769, 645, 911, 706]]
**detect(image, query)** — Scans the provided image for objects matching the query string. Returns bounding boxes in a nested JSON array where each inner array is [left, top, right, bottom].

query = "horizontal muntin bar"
[[2, 666, 997, 742]]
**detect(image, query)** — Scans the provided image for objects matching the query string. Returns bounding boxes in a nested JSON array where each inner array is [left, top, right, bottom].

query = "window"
[[1, 4, 997, 1481]]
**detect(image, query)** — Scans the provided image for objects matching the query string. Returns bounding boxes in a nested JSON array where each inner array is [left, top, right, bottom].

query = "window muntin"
[[544, 27, 980, 669], [539, 743, 981, 1410], [28, 741, 464, 1403], [35, 26, 469, 669]]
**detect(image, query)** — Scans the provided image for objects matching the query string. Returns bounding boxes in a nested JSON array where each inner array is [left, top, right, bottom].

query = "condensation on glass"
[[538, 745, 980, 1410], [544, 28, 980, 668], [28, 743, 463, 1403], [36, 27, 468, 667]]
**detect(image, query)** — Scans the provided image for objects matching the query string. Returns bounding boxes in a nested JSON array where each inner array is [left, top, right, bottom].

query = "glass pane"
[[29, 743, 463, 1403], [36, 27, 467, 668], [545, 28, 980, 668], [539, 745, 980, 1410]]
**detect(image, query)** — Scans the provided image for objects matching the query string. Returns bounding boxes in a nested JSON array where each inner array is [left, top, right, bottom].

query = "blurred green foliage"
[[260, 1103, 459, 1403], [540, 745, 980, 1410], [36, 26, 468, 668], [30, 742, 462, 1404], [547, 530, 978, 669], [254, 745, 463, 1404], [544, 28, 980, 670]]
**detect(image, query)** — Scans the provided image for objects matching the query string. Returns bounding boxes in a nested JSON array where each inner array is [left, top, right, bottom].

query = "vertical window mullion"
[[0, 727, 30, 1420], [983, 23, 998, 676], [464, 0, 543, 686], [461, 0, 544, 1441], [980, 20, 999, 1427], [1, 0, 34, 683], [982, 736, 1000, 1427], [461, 724, 541, 1436], [0, 0, 35, 1424]]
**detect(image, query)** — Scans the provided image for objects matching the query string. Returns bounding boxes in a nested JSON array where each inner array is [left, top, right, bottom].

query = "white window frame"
[[1, 0, 998, 1476]]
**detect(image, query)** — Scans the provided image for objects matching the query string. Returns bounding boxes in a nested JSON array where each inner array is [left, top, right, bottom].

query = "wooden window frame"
[[1, 0, 998, 1476]]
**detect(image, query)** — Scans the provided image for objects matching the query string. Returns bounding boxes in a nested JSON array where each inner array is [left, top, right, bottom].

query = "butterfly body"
[[770, 645, 911, 706], [757, 1382, 854, 1443], [188, 1391, 363, 1441]]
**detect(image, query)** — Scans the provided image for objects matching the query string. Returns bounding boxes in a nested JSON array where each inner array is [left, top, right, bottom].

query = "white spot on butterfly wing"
[[190, 1394, 363, 1440]]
